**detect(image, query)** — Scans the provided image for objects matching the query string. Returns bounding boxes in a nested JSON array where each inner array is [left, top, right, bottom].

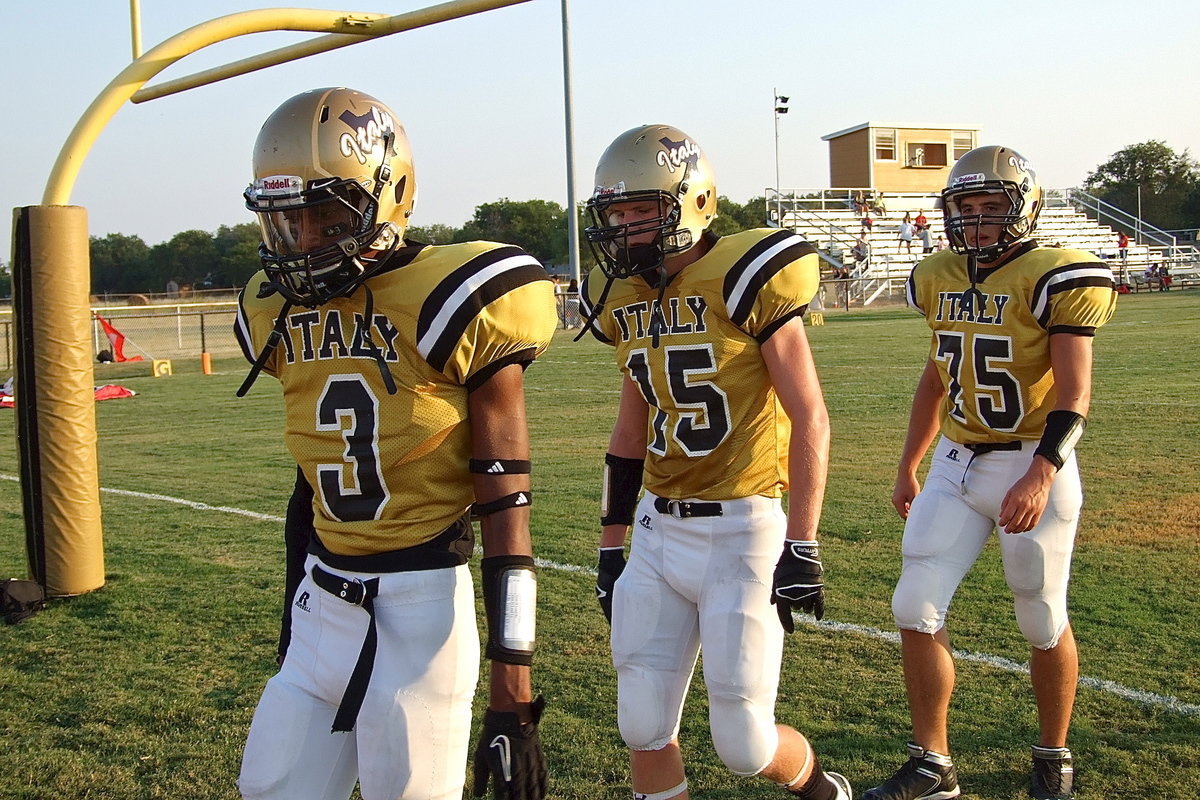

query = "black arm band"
[[472, 491, 532, 519], [1034, 410, 1087, 470], [469, 458, 532, 475], [481, 555, 537, 665], [601, 453, 645, 526]]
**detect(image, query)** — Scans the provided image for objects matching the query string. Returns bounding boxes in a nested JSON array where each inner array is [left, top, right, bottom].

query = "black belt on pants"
[[311, 564, 380, 733], [964, 441, 1022, 456], [653, 497, 723, 518]]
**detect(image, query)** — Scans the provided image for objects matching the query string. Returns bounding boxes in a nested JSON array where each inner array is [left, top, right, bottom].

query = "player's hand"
[[998, 457, 1055, 533], [771, 540, 825, 632], [892, 472, 921, 519], [472, 695, 548, 800], [595, 547, 626, 624]]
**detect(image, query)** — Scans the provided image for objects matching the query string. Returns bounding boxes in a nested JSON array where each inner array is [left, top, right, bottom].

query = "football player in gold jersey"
[[580, 125, 851, 800], [864, 146, 1117, 800], [233, 88, 556, 800]]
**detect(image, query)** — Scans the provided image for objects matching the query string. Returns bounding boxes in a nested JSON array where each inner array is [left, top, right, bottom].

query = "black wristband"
[[472, 491, 532, 519], [601, 453, 644, 526], [1034, 410, 1087, 470], [469, 458, 532, 475]]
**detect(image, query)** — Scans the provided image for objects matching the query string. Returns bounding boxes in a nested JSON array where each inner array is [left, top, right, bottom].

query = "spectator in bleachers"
[[1117, 230, 1129, 264], [851, 236, 870, 270], [861, 210, 874, 233], [870, 193, 887, 214], [935, 234, 947, 251], [914, 209, 928, 232], [898, 212, 916, 254], [852, 190, 868, 215], [1157, 263, 1172, 291], [919, 225, 934, 254]]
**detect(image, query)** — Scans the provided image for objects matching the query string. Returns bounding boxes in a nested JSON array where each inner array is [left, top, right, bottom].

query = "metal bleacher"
[[768, 187, 1199, 306]]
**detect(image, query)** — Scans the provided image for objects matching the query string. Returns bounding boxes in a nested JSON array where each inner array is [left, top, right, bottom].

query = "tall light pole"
[[561, 0, 580, 285], [774, 89, 789, 227]]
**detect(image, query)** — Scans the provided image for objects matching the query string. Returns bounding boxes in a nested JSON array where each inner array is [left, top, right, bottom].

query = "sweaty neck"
[[664, 233, 714, 279]]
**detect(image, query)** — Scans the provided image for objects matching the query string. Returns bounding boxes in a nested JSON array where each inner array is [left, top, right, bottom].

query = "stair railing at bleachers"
[[1066, 187, 1180, 254]]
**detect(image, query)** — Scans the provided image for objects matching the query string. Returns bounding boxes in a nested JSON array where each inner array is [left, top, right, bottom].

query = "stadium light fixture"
[[774, 90, 789, 226]]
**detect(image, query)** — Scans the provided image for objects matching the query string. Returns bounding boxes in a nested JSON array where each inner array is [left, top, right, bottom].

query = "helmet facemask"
[[942, 183, 1034, 262], [247, 170, 401, 307], [584, 189, 693, 282], [941, 145, 1041, 264]]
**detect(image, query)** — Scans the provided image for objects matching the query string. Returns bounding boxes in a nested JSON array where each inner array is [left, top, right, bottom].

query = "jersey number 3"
[[935, 331, 1024, 432], [316, 374, 390, 522]]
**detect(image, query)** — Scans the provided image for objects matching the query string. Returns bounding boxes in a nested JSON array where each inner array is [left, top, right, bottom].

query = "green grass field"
[[1, 290, 1197, 799]]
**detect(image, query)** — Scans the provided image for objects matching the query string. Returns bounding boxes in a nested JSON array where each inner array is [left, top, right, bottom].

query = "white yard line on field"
[[4, 473, 1197, 718]]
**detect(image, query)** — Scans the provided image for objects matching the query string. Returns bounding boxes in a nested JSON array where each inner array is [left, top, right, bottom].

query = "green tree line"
[[1083, 140, 1200, 235], [80, 194, 769, 296], [1, 141, 1194, 298]]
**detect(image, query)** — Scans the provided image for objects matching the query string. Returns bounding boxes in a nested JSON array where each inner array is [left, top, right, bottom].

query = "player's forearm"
[[599, 523, 629, 549], [897, 361, 944, 475], [489, 662, 534, 717], [478, 511, 534, 557], [785, 411, 830, 541]]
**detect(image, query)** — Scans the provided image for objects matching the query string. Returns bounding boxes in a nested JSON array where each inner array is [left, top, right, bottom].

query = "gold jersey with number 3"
[[906, 241, 1117, 444], [236, 241, 557, 556], [582, 229, 819, 501]]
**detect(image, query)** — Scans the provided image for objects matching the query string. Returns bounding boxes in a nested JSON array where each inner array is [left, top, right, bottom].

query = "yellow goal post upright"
[[14, 0, 532, 597]]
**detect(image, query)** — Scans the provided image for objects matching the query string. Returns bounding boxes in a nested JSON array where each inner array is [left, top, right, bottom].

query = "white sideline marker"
[[3, 473, 1197, 718]]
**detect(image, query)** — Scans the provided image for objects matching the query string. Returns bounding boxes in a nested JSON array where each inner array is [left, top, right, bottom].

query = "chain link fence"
[[0, 301, 241, 375], [0, 289, 587, 376]]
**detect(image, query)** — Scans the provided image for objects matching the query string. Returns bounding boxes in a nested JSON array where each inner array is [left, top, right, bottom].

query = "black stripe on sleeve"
[[754, 306, 808, 344], [1047, 325, 1098, 337], [420, 247, 550, 373], [465, 348, 539, 392], [723, 233, 817, 327], [1034, 270, 1116, 328]]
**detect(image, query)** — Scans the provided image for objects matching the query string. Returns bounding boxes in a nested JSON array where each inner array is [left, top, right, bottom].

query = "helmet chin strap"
[[961, 254, 988, 319], [358, 283, 398, 395], [647, 262, 669, 349]]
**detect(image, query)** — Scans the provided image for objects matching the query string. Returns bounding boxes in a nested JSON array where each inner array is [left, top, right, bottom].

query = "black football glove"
[[771, 540, 825, 632], [595, 547, 626, 624], [472, 695, 548, 800]]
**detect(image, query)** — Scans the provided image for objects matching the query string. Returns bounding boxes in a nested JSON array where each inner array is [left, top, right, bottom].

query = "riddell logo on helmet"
[[257, 175, 302, 195], [593, 181, 627, 199], [656, 136, 701, 174], [951, 172, 986, 187]]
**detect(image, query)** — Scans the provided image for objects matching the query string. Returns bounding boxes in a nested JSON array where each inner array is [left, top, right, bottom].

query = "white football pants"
[[239, 557, 479, 800], [611, 492, 787, 777], [893, 436, 1083, 649]]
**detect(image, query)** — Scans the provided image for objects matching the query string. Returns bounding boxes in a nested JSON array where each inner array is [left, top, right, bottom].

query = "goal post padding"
[[12, 206, 105, 597]]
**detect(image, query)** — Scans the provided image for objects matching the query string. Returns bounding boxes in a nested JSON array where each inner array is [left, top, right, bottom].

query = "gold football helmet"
[[245, 87, 416, 306], [942, 144, 1042, 261], [584, 124, 717, 280]]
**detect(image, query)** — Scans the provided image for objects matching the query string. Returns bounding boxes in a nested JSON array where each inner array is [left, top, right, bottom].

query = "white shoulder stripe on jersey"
[[416, 253, 542, 360], [725, 235, 806, 316], [1031, 265, 1114, 320]]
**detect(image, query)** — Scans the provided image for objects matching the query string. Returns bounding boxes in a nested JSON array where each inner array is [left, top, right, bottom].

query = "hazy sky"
[[3, 0, 1197, 261]]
